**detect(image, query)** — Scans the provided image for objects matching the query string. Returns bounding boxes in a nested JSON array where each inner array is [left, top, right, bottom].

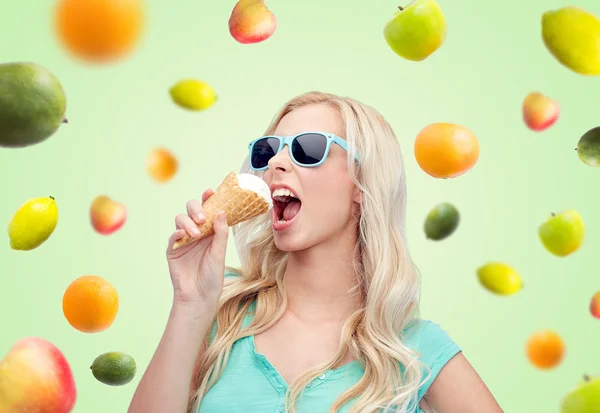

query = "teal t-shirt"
[[198, 273, 461, 413]]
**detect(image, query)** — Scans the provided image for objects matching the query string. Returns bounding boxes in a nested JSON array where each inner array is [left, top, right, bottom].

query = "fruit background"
[[1, 0, 600, 412]]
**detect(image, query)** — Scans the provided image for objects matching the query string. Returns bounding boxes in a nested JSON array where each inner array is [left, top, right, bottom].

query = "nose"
[[267, 145, 293, 172]]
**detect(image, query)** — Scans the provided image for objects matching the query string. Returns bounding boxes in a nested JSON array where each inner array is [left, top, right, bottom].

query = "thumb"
[[207, 211, 229, 262]]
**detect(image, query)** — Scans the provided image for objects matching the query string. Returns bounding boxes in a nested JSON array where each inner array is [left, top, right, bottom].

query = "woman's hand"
[[166, 188, 229, 310]]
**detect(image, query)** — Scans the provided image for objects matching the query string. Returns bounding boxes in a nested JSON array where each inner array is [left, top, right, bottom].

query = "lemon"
[[8, 196, 59, 250], [169, 79, 217, 111], [542, 6, 600, 75], [476, 262, 523, 296]]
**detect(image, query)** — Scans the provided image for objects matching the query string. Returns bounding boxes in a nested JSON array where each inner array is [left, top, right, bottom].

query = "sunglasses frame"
[[247, 131, 359, 171]]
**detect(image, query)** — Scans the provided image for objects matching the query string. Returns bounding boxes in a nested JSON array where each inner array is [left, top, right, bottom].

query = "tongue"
[[282, 199, 301, 221]]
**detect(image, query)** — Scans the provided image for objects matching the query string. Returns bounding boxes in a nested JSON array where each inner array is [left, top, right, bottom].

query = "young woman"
[[128, 91, 503, 413]]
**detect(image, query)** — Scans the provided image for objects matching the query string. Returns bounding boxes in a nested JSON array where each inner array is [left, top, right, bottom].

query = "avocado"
[[424, 202, 460, 241], [91, 352, 136, 386], [0, 62, 67, 147]]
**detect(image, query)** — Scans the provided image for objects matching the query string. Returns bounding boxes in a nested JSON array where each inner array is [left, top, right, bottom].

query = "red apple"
[[523, 91, 559, 131], [228, 0, 277, 44], [90, 195, 127, 235], [0, 337, 76, 413], [590, 291, 600, 319]]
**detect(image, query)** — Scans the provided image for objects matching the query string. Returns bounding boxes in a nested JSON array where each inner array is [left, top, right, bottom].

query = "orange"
[[147, 148, 178, 182], [54, 0, 145, 63], [414, 123, 479, 178], [526, 330, 565, 369], [62, 275, 119, 333]]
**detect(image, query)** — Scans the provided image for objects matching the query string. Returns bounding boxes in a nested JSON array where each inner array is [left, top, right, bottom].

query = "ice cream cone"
[[172, 172, 271, 250]]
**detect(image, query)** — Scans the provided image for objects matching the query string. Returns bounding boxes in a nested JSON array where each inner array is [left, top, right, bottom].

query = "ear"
[[352, 186, 362, 204]]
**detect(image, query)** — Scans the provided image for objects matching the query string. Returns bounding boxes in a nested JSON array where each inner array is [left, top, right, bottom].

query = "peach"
[[0, 337, 76, 413], [228, 0, 277, 44], [522, 91, 559, 131], [90, 195, 127, 235], [590, 291, 600, 319], [146, 147, 178, 182]]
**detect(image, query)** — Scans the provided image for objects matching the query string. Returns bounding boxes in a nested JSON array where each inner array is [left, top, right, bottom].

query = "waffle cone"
[[172, 172, 270, 250]]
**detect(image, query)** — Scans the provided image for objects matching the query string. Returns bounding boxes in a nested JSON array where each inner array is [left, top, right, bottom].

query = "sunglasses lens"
[[251, 137, 279, 169], [292, 133, 328, 165]]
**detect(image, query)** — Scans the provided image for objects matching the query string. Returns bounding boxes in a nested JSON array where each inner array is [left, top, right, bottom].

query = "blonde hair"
[[188, 91, 429, 413]]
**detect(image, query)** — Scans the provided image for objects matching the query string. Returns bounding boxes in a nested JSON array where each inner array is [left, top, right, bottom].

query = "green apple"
[[383, 0, 447, 61], [538, 209, 585, 257], [561, 374, 600, 413]]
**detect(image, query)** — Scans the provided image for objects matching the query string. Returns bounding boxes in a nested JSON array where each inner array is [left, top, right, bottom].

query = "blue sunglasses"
[[248, 132, 359, 171]]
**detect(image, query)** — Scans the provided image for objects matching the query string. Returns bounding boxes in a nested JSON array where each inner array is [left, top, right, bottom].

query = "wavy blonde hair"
[[188, 91, 430, 413]]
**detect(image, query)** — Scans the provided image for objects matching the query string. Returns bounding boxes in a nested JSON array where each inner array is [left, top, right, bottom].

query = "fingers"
[[207, 211, 229, 263], [167, 228, 186, 247], [175, 213, 202, 238], [185, 190, 212, 224], [202, 189, 214, 203], [168, 192, 215, 253], [186, 199, 205, 225], [166, 228, 187, 254]]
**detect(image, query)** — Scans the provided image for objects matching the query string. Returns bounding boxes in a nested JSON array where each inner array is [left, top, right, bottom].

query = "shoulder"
[[402, 318, 462, 400]]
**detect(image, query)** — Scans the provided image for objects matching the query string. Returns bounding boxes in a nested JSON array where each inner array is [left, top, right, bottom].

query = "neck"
[[283, 227, 362, 324]]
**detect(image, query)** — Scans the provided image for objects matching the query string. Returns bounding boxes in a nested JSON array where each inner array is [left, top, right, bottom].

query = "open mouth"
[[272, 188, 302, 228]]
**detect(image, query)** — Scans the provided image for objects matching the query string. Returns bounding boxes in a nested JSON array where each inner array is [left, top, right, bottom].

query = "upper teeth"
[[272, 188, 297, 200]]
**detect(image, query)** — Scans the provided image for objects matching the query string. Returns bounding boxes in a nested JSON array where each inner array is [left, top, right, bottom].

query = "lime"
[[424, 202, 459, 240], [91, 352, 136, 386]]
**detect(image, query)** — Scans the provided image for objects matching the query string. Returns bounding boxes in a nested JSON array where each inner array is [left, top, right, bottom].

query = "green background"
[[1, 0, 599, 411]]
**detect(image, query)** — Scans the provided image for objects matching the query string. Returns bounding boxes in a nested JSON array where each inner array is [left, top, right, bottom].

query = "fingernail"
[[191, 228, 200, 236], [196, 213, 204, 222]]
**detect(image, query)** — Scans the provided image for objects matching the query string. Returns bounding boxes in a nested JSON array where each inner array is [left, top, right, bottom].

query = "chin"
[[272, 232, 309, 252]]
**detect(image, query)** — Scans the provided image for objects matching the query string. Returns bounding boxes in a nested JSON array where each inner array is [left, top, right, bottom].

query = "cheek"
[[304, 179, 355, 221]]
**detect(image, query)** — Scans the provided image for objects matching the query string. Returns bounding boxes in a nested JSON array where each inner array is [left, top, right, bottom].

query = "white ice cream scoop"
[[236, 173, 273, 210]]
